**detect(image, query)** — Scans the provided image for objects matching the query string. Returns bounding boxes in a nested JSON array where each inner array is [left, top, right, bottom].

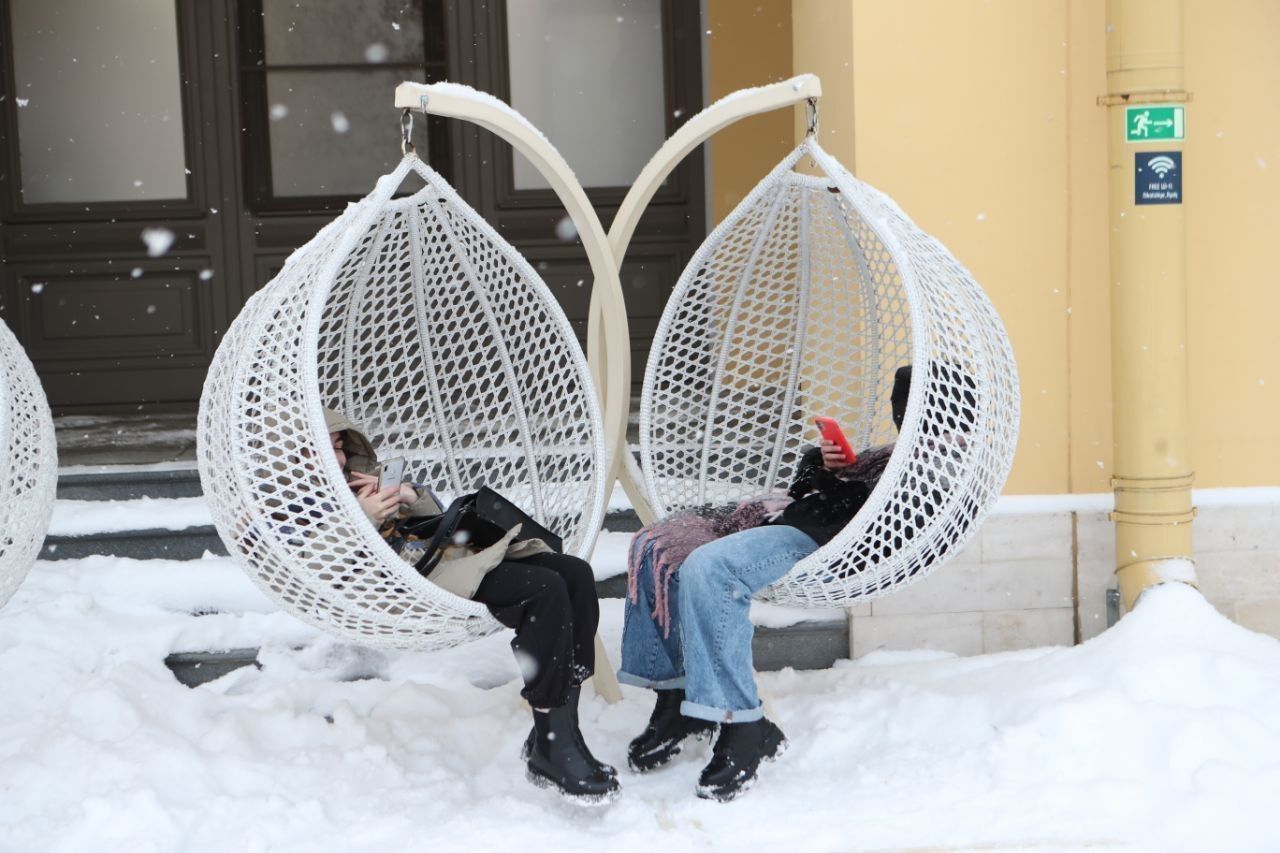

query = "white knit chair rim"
[[0, 320, 57, 609], [198, 153, 607, 651], [640, 138, 1020, 607]]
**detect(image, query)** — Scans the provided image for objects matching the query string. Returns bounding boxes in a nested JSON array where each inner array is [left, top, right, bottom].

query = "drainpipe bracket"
[[1110, 472, 1196, 492], [1108, 507, 1197, 525], [1098, 91, 1194, 107]]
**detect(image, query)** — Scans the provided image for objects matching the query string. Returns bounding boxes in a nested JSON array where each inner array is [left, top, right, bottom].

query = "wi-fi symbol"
[[1147, 156, 1177, 178]]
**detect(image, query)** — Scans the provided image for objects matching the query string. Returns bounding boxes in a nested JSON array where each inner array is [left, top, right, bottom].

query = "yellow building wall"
[[1065, 0, 1113, 495], [709, 1, 1280, 494], [1184, 0, 1280, 487], [704, 0, 796, 221]]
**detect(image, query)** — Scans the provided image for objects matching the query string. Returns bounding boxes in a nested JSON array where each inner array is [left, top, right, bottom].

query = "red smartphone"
[[813, 416, 857, 465]]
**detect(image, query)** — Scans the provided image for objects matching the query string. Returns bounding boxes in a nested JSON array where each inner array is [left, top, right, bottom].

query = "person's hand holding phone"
[[814, 416, 857, 470], [348, 471, 402, 524], [819, 438, 853, 470]]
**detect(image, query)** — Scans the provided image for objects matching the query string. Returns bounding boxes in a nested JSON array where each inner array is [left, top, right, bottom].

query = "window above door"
[[3, 0, 194, 217], [238, 0, 450, 213]]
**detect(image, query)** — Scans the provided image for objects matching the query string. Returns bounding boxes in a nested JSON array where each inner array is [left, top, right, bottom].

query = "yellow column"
[[1102, 0, 1198, 611]]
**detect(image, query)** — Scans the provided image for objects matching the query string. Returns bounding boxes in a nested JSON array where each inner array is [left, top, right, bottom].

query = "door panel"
[[0, 0, 704, 411], [0, 0, 224, 412]]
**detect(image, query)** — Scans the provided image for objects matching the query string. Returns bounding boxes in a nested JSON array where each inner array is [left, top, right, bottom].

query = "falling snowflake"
[[554, 216, 578, 242], [331, 111, 351, 134], [269, 103, 289, 120], [140, 227, 175, 258]]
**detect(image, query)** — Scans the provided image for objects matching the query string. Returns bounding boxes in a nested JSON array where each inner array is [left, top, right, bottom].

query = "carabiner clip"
[[401, 108, 415, 156]]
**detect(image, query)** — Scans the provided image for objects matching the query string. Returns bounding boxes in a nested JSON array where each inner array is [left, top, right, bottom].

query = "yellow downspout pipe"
[[1101, 0, 1199, 612]]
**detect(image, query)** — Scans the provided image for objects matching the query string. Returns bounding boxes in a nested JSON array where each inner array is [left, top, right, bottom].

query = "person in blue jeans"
[[619, 368, 914, 802]]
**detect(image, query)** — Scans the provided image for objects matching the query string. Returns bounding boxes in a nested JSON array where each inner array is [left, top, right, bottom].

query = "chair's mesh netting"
[[640, 139, 1019, 607], [0, 321, 57, 609], [199, 155, 607, 650]]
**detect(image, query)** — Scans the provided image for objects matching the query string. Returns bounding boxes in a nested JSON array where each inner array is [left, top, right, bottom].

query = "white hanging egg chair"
[[199, 89, 627, 651], [0, 321, 57, 609], [631, 110, 1019, 608]]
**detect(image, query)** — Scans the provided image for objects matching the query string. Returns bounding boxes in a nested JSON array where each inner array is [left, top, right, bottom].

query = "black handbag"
[[405, 486, 562, 577]]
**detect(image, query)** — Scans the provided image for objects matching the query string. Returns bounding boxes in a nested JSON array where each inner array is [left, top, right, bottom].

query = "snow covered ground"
[[3, 551, 1280, 850]]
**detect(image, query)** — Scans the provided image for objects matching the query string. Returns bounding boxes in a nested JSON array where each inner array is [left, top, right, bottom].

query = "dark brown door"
[[0, 0, 703, 411]]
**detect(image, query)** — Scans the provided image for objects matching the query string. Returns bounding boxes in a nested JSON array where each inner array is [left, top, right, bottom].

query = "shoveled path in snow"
[[2, 555, 1279, 851]]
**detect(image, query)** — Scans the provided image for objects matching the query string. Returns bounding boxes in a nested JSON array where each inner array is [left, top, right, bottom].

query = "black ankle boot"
[[626, 688, 717, 773], [520, 685, 616, 778], [526, 704, 621, 805], [696, 717, 787, 803]]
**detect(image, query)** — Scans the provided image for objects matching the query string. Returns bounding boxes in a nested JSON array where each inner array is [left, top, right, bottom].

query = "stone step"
[[57, 467, 203, 501], [43, 526, 226, 561], [165, 615, 850, 687]]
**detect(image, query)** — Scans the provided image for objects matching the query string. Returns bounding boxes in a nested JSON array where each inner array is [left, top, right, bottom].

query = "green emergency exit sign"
[[1126, 105, 1185, 142]]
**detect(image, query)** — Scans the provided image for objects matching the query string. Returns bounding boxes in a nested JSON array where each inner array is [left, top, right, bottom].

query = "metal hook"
[[805, 97, 819, 138], [400, 107, 415, 156]]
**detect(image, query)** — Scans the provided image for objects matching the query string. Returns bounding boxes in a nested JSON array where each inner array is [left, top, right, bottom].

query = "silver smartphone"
[[378, 457, 407, 491]]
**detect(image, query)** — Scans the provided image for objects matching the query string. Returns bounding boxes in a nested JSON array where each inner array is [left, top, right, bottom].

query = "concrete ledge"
[[752, 619, 850, 673]]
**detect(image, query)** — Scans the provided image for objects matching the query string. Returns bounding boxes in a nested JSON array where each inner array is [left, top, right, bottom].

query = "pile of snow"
[[2, 553, 1279, 850]]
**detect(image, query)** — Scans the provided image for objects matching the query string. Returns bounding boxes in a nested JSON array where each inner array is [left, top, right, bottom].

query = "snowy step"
[[44, 517, 641, 563], [44, 485, 850, 682], [43, 495, 223, 561], [41, 525, 633, 596], [165, 616, 850, 688]]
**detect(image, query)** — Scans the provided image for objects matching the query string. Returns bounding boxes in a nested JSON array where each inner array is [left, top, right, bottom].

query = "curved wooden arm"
[[587, 74, 824, 524], [395, 81, 627, 703], [395, 80, 629, 511]]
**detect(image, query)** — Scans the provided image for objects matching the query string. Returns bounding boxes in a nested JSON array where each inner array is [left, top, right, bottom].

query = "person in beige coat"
[[324, 409, 620, 805]]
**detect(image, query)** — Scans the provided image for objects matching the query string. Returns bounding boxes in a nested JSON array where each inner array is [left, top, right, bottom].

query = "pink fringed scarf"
[[627, 491, 793, 638], [628, 443, 897, 637]]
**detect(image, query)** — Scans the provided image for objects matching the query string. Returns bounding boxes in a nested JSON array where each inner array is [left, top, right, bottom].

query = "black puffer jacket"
[[775, 446, 870, 545], [773, 444, 895, 546], [771, 365, 915, 546]]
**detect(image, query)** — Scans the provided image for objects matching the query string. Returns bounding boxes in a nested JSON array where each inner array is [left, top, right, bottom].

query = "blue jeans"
[[618, 524, 819, 723]]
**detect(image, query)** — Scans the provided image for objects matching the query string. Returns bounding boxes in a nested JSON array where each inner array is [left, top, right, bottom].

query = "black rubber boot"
[[695, 717, 788, 803], [626, 688, 717, 773], [526, 704, 621, 805], [521, 685, 616, 778]]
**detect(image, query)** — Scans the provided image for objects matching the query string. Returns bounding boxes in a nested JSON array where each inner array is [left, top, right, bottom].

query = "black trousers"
[[471, 551, 599, 709]]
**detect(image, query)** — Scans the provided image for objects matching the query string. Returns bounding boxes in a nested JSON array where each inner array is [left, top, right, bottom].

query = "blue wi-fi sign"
[[1135, 151, 1182, 205]]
